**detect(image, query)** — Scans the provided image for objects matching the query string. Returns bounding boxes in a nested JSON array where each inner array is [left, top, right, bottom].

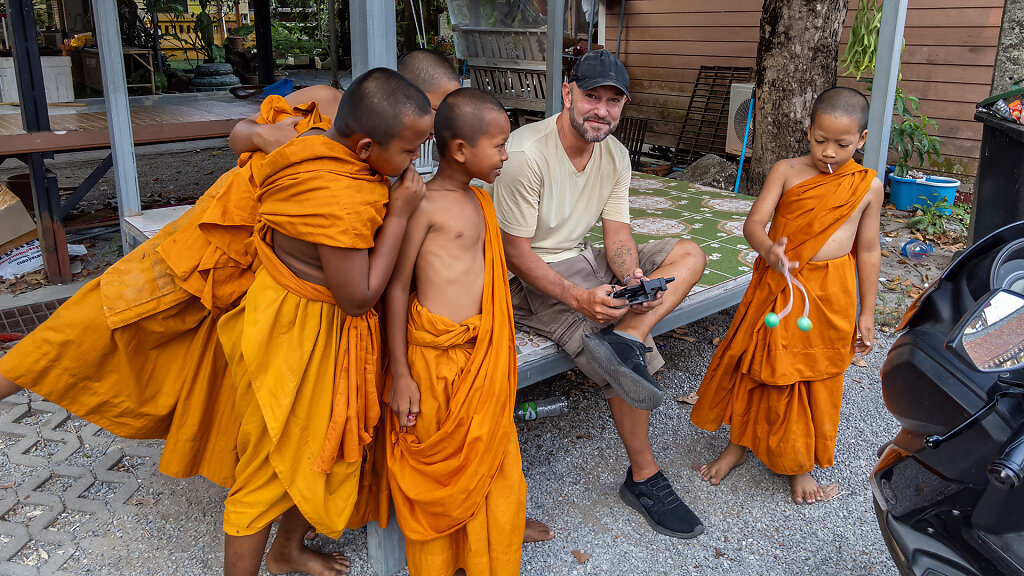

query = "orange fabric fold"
[[691, 159, 875, 474], [385, 187, 525, 574], [0, 97, 335, 490], [218, 134, 390, 537], [156, 97, 333, 315]]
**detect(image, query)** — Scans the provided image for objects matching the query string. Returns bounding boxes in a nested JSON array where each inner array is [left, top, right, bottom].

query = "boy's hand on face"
[[574, 285, 630, 324], [767, 237, 799, 274], [256, 116, 302, 154], [389, 164, 427, 219], [388, 373, 421, 427], [855, 314, 875, 356]]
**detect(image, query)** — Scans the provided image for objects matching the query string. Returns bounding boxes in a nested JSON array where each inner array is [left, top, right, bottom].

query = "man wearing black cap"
[[493, 49, 708, 539]]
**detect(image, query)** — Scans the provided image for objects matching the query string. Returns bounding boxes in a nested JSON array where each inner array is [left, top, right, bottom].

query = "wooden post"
[[93, 0, 142, 253], [8, 0, 71, 283], [862, 0, 909, 180], [545, 0, 565, 117], [253, 0, 274, 84], [366, 502, 406, 576], [328, 0, 339, 88]]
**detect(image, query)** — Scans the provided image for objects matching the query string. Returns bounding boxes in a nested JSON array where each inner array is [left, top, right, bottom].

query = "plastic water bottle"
[[900, 239, 934, 262], [514, 397, 568, 421]]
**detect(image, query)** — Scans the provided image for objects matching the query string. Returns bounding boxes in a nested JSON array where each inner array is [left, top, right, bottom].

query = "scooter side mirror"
[[950, 289, 1024, 373]]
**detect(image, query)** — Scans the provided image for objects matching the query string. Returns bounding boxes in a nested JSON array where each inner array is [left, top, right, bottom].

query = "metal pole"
[[615, 0, 625, 56], [328, 0, 339, 87], [349, 0, 397, 76], [92, 0, 142, 253], [253, 0, 273, 84], [862, 0, 909, 180], [545, 0, 565, 117]]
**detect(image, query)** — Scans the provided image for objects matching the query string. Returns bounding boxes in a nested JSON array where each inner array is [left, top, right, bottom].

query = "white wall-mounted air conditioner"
[[726, 82, 755, 157]]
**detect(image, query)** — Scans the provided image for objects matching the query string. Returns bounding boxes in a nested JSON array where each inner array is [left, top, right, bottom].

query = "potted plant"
[[887, 88, 958, 213], [840, 1, 959, 214]]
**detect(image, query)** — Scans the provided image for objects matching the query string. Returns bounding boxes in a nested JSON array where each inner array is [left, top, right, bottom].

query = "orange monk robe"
[[218, 134, 390, 538], [386, 187, 526, 576], [690, 160, 876, 475], [0, 97, 332, 489]]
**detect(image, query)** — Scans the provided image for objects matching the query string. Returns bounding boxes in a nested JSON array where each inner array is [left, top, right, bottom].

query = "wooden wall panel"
[[606, 0, 1004, 177]]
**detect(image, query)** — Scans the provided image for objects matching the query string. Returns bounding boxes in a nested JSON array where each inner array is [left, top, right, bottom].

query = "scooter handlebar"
[[989, 425, 1024, 488]]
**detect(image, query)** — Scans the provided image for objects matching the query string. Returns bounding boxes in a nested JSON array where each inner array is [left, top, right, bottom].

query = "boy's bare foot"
[[698, 442, 746, 485], [524, 518, 554, 542], [266, 507, 348, 575], [789, 472, 825, 504], [265, 542, 350, 576]]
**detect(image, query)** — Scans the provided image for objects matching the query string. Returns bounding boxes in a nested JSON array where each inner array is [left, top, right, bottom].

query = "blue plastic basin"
[[889, 174, 959, 214]]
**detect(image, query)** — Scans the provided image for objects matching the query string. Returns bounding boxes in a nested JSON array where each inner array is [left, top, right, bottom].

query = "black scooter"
[[872, 220, 1024, 576]]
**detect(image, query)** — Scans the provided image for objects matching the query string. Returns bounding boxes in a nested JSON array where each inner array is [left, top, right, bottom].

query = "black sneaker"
[[581, 325, 664, 410], [619, 467, 704, 539]]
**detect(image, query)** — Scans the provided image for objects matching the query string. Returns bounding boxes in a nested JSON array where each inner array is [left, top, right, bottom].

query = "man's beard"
[[568, 97, 617, 143]]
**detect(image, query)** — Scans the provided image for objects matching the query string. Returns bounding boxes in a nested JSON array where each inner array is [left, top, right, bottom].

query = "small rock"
[[670, 154, 738, 192]]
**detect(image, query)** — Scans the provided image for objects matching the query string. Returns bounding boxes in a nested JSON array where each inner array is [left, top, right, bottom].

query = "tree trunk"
[[991, 0, 1024, 96], [748, 0, 849, 195]]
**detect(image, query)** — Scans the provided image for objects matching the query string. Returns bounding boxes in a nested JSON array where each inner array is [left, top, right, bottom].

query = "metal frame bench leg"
[[366, 501, 406, 576]]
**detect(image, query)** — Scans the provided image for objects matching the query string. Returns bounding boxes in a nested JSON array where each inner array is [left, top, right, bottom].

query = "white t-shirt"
[[492, 114, 632, 263]]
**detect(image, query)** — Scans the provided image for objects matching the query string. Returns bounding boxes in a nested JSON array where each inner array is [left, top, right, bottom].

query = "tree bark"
[[991, 0, 1024, 96], [748, 0, 849, 195]]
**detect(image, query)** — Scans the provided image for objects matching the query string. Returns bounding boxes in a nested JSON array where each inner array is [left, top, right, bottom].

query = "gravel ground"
[[0, 305, 903, 575]]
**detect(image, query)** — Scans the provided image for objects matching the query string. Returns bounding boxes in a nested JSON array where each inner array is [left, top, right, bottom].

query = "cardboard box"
[[0, 185, 37, 256]]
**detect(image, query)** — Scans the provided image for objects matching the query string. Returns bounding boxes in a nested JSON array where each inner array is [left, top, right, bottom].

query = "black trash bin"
[[970, 110, 1024, 245]]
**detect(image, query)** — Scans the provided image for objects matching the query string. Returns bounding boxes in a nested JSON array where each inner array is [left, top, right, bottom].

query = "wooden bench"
[[458, 27, 550, 114], [126, 171, 755, 576]]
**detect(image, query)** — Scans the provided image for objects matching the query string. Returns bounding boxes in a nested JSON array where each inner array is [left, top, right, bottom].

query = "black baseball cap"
[[568, 49, 630, 99]]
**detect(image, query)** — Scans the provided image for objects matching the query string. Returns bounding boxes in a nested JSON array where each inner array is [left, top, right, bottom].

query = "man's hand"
[[574, 284, 630, 324], [766, 237, 798, 274], [855, 313, 875, 356], [388, 373, 421, 427], [389, 164, 427, 219], [619, 268, 663, 314], [255, 116, 302, 154]]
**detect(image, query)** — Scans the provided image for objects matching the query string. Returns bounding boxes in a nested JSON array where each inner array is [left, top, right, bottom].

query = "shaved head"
[[333, 67, 431, 144], [811, 86, 870, 131], [434, 88, 506, 157], [397, 49, 461, 97]]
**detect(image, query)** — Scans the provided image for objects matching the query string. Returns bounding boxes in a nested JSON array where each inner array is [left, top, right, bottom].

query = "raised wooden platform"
[[0, 92, 261, 155]]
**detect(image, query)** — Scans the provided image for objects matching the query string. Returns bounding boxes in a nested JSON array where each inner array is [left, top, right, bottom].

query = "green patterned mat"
[[585, 172, 758, 290]]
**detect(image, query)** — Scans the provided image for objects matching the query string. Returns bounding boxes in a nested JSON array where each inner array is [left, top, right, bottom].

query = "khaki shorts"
[[510, 239, 677, 398]]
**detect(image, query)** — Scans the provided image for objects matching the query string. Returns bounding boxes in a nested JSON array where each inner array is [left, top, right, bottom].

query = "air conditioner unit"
[[725, 83, 755, 157]]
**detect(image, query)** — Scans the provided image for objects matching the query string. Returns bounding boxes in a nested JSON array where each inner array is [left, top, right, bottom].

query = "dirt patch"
[[874, 205, 962, 333]]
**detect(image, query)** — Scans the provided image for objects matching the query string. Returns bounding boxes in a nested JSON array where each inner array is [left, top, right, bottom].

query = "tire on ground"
[[193, 63, 234, 77], [192, 74, 240, 88]]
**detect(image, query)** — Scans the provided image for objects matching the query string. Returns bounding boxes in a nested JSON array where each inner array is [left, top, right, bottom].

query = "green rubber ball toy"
[[764, 312, 779, 328], [797, 316, 812, 332]]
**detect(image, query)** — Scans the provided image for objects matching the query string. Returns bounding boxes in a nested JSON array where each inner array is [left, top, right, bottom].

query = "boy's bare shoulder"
[[862, 176, 884, 207], [415, 183, 463, 224], [771, 155, 815, 174]]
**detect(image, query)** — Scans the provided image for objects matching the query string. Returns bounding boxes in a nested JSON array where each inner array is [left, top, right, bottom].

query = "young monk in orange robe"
[[216, 68, 433, 576], [690, 87, 883, 504], [0, 93, 332, 488], [0, 50, 462, 484], [385, 88, 526, 575]]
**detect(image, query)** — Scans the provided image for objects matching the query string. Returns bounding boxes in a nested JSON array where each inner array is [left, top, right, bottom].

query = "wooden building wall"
[[604, 0, 1004, 179]]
